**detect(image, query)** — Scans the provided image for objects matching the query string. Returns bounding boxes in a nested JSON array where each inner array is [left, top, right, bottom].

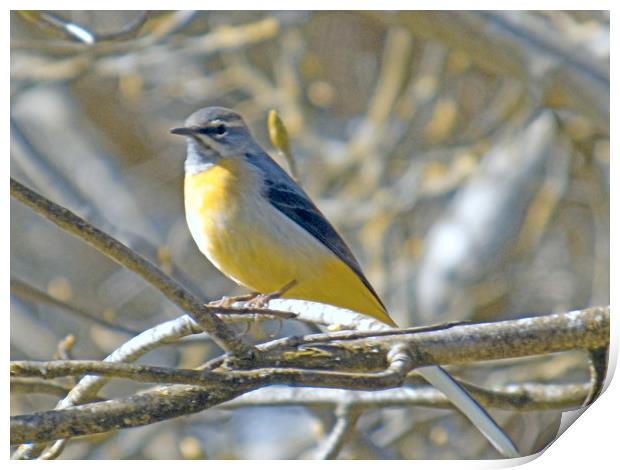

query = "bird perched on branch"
[[171, 107, 394, 325], [171, 106, 518, 458]]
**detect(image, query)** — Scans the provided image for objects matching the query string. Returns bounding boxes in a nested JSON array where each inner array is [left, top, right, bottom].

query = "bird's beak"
[[170, 127, 195, 136]]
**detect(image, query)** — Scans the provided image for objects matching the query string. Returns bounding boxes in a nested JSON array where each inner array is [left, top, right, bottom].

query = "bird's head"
[[171, 107, 255, 168]]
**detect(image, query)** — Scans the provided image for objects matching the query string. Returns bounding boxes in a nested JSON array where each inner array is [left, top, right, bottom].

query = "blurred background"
[[10, 11, 609, 459]]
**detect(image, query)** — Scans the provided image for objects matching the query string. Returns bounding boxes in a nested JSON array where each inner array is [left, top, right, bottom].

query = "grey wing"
[[244, 150, 386, 310]]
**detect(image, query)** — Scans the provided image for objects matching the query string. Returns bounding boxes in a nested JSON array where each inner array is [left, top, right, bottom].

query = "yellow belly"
[[184, 159, 394, 325]]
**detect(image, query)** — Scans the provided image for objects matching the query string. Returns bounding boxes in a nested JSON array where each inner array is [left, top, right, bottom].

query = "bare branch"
[[10, 178, 255, 359], [366, 11, 609, 131], [11, 279, 140, 335], [11, 384, 236, 445], [10, 346, 413, 445], [11, 344, 414, 391], [11, 314, 202, 459], [9, 306, 608, 445], [17, 11, 148, 44], [253, 305, 609, 370], [216, 382, 590, 412]]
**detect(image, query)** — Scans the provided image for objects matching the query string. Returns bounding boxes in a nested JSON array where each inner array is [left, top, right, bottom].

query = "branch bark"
[[252, 305, 609, 371]]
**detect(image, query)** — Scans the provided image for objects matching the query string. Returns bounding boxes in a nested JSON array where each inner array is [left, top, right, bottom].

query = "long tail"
[[417, 365, 520, 458], [265, 299, 519, 457]]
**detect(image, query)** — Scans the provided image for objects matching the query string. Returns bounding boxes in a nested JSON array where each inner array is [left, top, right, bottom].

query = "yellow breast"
[[184, 157, 254, 277], [184, 158, 394, 325]]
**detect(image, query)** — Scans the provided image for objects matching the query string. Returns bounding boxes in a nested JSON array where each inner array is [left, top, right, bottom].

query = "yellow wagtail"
[[171, 107, 518, 457]]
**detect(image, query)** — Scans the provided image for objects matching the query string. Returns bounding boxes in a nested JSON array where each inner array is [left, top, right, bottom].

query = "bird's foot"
[[244, 279, 298, 309], [207, 295, 246, 308], [207, 280, 298, 309]]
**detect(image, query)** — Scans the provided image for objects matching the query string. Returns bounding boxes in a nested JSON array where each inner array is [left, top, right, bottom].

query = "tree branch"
[[10, 306, 608, 445], [11, 345, 413, 445], [216, 382, 590, 412], [10, 177, 255, 359], [365, 11, 609, 131], [251, 305, 609, 371]]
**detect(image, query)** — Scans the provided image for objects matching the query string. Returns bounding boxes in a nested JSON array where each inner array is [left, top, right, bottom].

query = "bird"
[[171, 107, 518, 458], [171, 106, 395, 326]]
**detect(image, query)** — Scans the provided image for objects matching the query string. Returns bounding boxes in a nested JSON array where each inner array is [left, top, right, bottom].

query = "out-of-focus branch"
[[10, 278, 140, 335], [365, 11, 609, 131], [11, 118, 94, 218], [11, 378, 73, 397], [11, 15, 279, 81], [17, 11, 149, 44], [10, 118, 198, 291], [96, 16, 280, 75], [313, 403, 360, 459], [416, 111, 564, 322], [216, 381, 590, 412], [10, 178, 255, 359], [343, 26, 412, 180]]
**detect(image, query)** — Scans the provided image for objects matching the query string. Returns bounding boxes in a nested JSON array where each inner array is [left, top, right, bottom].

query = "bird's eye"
[[197, 124, 228, 137]]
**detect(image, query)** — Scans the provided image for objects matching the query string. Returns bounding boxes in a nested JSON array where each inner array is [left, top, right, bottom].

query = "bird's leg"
[[207, 293, 254, 308], [245, 279, 298, 309], [207, 280, 298, 309], [238, 280, 297, 337]]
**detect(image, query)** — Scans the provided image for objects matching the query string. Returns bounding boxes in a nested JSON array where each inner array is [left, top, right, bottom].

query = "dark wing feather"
[[244, 150, 386, 311]]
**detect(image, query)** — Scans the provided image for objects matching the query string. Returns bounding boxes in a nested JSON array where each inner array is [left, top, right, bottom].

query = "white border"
[[5, 4, 615, 466]]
